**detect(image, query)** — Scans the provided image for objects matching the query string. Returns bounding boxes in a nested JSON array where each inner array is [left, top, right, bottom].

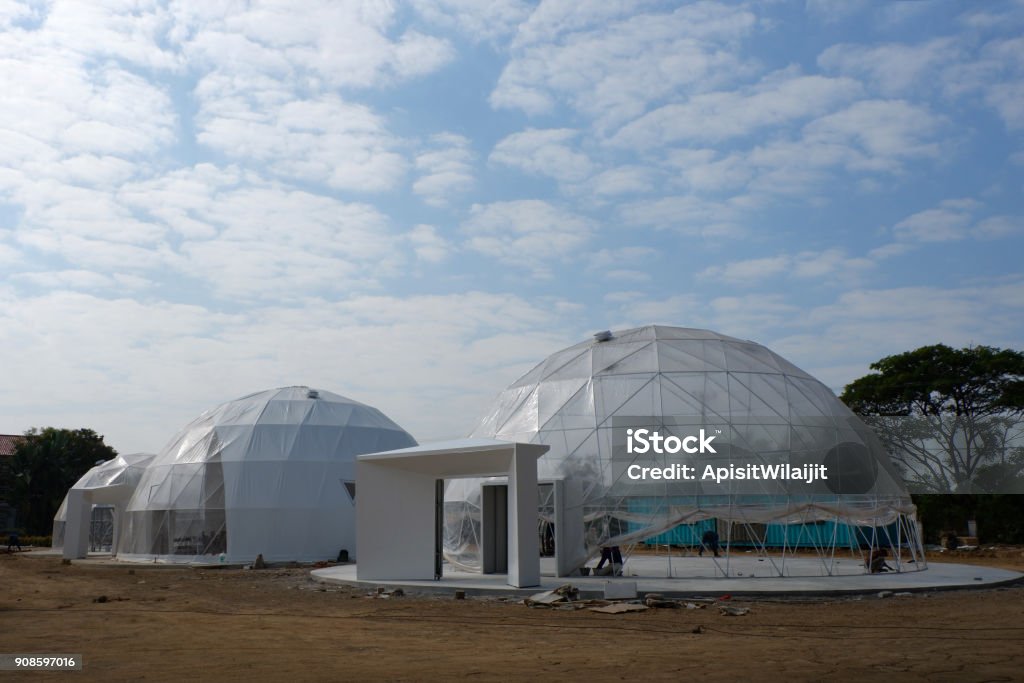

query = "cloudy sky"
[[1, 0, 1022, 454]]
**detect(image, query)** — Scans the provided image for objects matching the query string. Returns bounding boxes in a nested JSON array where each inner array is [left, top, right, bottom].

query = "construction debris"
[[643, 594, 681, 608], [589, 603, 649, 614], [524, 584, 580, 607], [718, 605, 750, 616]]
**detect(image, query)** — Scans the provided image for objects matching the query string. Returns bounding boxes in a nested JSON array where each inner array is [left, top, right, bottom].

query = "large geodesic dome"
[[446, 325, 924, 577], [117, 386, 417, 563]]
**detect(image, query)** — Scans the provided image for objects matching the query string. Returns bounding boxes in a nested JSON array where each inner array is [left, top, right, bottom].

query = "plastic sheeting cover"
[[116, 386, 416, 563], [445, 326, 919, 573]]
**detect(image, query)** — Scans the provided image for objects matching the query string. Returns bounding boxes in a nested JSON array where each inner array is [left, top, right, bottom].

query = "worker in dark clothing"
[[867, 547, 893, 573], [594, 546, 624, 576], [699, 529, 720, 557]]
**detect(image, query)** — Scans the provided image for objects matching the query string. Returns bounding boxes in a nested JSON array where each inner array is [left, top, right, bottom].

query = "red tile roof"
[[0, 435, 23, 457]]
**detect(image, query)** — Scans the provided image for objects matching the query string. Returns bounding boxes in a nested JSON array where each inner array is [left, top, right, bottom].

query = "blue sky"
[[1, 0, 1022, 454]]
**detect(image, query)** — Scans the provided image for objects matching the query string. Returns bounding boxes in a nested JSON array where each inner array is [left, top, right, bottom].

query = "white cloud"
[[169, 1, 462, 193], [974, 215, 1024, 239], [612, 70, 863, 149], [490, 128, 593, 183], [172, 1, 454, 89], [818, 38, 960, 96], [407, 224, 452, 263], [491, 2, 758, 130], [586, 246, 657, 270], [804, 0, 870, 24], [619, 292, 799, 340], [668, 149, 752, 192], [699, 255, 790, 283], [802, 99, 947, 171], [871, 198, 1024, 256], [118, 167, 409, 299], [893, 199, 979, 242], [194, 90, 407, 192], [413, 0, 532, 42], [620, 195, 744, 238], [587, 166, 656, 197], [413, 133, 475, 207], [986, 80, 1024, 129], [11, 269, 122, 291], [0, 287, 580, 450], [698, 249, 873, 286], [461, 200, 592, 264]]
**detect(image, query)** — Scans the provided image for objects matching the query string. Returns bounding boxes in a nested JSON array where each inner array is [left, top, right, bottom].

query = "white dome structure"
[[116, 386, 416, 563], [52, 452, 155, 552], [446, 325, 923, 577]]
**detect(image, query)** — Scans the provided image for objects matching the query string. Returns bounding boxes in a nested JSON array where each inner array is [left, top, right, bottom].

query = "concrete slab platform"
[[21, 549, 246, 569], [312, 558, 1023, 598]]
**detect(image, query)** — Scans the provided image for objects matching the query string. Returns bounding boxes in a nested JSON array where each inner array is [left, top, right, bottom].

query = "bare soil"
[[2, 549, 1023, 683]]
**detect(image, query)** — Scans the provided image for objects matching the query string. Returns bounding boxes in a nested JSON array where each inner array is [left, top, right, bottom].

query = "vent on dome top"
[[307, 389, 320, 399], [594, 330, 613, 342]]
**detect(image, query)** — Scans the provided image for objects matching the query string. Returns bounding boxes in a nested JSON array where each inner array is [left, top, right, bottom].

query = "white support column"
[[507, 446, 540, 588], [62, 489, 92, 560], [554, 478, 586, 577]]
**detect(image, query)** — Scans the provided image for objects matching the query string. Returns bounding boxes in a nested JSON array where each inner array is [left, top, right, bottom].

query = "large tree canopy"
[[842, 344, 1024, 419], [841, 344, 1024, 497], [9, 427, 118, 535]]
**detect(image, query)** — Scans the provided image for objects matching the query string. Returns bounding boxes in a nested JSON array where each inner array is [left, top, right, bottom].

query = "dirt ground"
[[2, 549, 1023, 683]]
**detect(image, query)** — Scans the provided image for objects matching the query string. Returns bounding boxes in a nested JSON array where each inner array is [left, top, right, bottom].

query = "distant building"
[[0, 434, 23, 531]]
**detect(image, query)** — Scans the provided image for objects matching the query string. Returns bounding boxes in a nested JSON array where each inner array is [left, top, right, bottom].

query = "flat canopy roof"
[[358, 438, 549, 477]]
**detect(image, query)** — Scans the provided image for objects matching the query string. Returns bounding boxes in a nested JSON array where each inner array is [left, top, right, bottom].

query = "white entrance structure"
[[356, 439, 548, 588], [56, 453, 155, 560]]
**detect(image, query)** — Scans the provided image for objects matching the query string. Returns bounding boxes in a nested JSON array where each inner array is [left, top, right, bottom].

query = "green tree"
[[10, 427, 118, 535], [841, 344, 1024, 494]]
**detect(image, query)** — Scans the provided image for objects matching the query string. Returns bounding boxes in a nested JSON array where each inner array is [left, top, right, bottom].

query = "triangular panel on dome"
[[254, 397, 315, 426], [243, 424, 301, 462], [216, 398, 267, 427], [473, 384, 536, 437], [785, 377, 835, 418], [727, 374, 790, 422], [730, 422, 791, 453], [736, 372, 792, 418], [723, 342, 784, 374], [592, 340, 656, 376], [593, 375, 657, 426], [658, 375, 710, 418], [541, 378, 595, 426], [538, 377, 592, 428], [491, 385, 540, 438], [601, 342, 659, 375], [287, 424, 345, 460], [539, 345, 593, 382], [305, 399, 357, 427], [661, 372, 731, 420], [657, 339, 728, 372]]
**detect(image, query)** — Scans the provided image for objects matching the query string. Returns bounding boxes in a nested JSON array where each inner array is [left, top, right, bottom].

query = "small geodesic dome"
[[52, 452, 155, 551], [446, 325, 923, 576], [116, 386, 416, 563]]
